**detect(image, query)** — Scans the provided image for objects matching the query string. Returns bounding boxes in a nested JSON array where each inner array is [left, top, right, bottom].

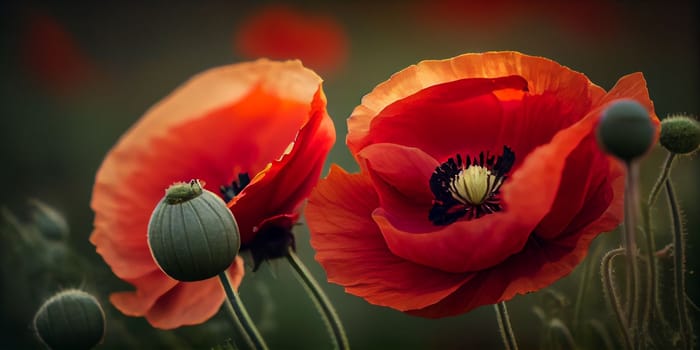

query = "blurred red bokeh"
[[19, 9, 96, 94], [234, 5, 348, 75]]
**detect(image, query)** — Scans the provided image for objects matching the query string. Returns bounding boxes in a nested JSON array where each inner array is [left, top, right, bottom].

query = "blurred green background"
[[1, 1, 698, 349]]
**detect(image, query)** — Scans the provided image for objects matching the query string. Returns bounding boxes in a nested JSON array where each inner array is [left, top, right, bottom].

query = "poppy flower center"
[[220, 172, 296, 270], [429, 146, 515, 226], [220, 173, 251, 202]]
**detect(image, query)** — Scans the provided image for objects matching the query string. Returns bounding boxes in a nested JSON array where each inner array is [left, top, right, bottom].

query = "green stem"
[[218, 271, 269, 350], [286, 248, 350, 350], [687, 294, 700, 313], [573, 241, 600, 333], [221, 295, 255, 350], [623, 161, 641, 337], [494, 302, 518, 350], [549, 319, 576, 350], [642, 152, 676, 329], [648, 152, 676, 205], [665, 180, 692, 350], [601, 247, 633, 350]]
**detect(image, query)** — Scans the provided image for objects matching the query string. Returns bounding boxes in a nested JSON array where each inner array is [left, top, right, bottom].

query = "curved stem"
[[494, 302, 518, 350], [601, 248, 633, 350], [218, 271, 269, 350], [549, 318, 576, 350], [648, 152, 676, 205], [665, 180, 692, 350], [286, 248, 350, 350], [623, 161, 641, 336], [642, 152, 676, 329]]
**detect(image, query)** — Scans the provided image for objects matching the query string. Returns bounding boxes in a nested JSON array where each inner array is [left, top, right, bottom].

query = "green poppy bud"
[[148, 180, 241, 282], [597, 99, 655, 161], [33, 289, 105, 350], [659, 115, 700, 154], [28, 199, 69, 241]]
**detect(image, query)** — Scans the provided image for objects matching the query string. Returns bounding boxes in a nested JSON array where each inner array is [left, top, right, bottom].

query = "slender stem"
[[648, 152, 676, 205], [687, 294, 700, 313], [642, 152, 676, 329], [639, 208, 654, 341], [665, 180, 692, 350], [548, 319, 576, 350], [221, 294, 255, 350], [218, 271, 269, 350], [286, 248, 350, 350], [494, 302, 518, 350], [601, 248, 633, 350], [623, 161, 641, 336], [573, 241, 600, 332]]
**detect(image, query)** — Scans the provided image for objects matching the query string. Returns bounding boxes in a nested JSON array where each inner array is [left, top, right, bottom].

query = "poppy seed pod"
[[33, 289, 105, 350], [659, 115, 700, 154], [597, 99, 655, 161], [148, 180, 241, 282]]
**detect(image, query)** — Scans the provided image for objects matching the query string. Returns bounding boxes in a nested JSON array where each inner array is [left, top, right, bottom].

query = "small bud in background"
[[597, 99, 655, 161], [148, 180, 241, 282], [659, 115, 700, 154], [28, 199, 69, 241], [33, 289, 105, 350]]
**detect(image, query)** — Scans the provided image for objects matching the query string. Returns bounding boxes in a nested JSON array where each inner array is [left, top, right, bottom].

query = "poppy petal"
[[364, 105, 598, 273], [362, 76, 528, 161], [91, 233, 160, 279], [536, 73, 659, 239], [356, 143, 437, 217], [349, 51, 605, 154], [406, 234, 586, 318], [230, 88, 335, 242], [110, 270, 179, 316], [495, 92, 598, 162], [598, 72, 658, 129], [403, 72, 654, 310], [306, 165, 471, 310], [534, 134, 611, 239], [144, 257, 245, 329], [408, 161, 624, 317]]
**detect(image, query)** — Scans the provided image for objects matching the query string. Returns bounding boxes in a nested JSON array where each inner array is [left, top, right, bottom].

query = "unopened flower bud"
[[597, 99, 655, 161], [28, 199, 69, 241], [148, 180, 240, 282], [659, 115, 700, 154], [33, 289, 105, 350]]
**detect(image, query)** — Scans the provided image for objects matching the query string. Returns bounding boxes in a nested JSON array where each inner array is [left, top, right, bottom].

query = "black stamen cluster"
[[428, 146, 515, 225], [220, 173, 251, 202], [219, 172, 296, 270]]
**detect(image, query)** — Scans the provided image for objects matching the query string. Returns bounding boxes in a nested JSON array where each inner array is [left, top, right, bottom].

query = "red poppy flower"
[[305, 51, 658, 317], [90, 59, 335, 329], [234, 5, 348, 75]]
